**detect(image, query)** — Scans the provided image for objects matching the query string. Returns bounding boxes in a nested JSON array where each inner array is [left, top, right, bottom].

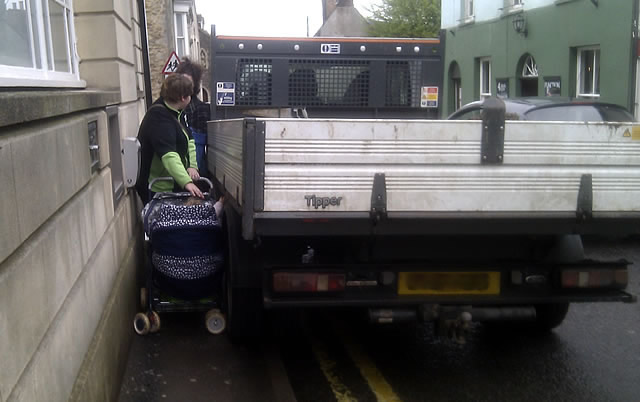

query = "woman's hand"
[[187, 167, 200, 181], [184, 182, 204, 198]]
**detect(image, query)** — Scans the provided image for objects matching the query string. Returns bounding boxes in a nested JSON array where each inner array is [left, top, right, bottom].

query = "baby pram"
[[133, 177, 226, 335]]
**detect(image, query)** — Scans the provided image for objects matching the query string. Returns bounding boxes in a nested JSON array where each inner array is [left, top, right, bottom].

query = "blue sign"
[[216, 82, 235, 106]]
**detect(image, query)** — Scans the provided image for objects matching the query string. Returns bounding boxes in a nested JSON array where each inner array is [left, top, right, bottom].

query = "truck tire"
[[534, 302, 570, 331], [225, 277, 263, 341], [223, 207, 263, 342]]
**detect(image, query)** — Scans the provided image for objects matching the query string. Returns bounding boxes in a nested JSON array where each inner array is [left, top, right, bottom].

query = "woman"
[[175, 57, 210, 173], [135, 73, 203, 204]]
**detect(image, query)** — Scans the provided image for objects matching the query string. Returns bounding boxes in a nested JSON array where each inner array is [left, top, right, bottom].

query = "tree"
[[367, 0, 441, 38]]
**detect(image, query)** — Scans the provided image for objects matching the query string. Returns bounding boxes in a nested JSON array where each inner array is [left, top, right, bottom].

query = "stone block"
[[73, 0, 115, 13], [115, 18, 135, 65], [0, 138, 19, 264], [0, 241, 49, 400], [12, 128, 60, 241], [78, 171, 113, 266], [119, 63, 139, 104], [75, 15, 117, 60], [79, 60, 121, 90], [55, 118, 91, 206]]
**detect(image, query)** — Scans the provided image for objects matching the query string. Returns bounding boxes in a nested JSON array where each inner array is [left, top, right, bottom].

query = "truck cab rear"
[[207, 34, 638, 340]]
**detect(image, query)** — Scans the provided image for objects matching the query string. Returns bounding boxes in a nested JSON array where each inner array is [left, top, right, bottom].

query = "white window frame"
[[461, 0, 474, 23], [503, 0, 524, 14], [522, 55, 538, 77], [479, 58, 491, 99], [174, 2, 190, 58], [0, 0, 84, 88], [576, 46, 600, 98]]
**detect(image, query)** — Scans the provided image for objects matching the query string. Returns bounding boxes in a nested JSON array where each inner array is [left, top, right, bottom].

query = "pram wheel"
[[133, 312, 151, 335], [149, 311, 161, 333], [205, 309, 226, 334]]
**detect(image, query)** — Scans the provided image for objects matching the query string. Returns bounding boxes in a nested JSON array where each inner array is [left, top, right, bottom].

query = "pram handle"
[[148, 176, 214, 192]]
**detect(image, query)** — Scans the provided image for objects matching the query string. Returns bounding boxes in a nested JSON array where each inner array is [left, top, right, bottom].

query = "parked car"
[[448, 97, 635, 122]]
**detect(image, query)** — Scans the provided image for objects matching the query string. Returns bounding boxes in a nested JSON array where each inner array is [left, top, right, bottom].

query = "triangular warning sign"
[[162, 51, 181, 75]]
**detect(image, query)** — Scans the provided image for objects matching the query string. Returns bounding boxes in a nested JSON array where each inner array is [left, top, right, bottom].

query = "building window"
[[522, 55, 538, 77], [577, 47, 600, 98], [174, 3, 190, 58], [461, 0, 474, 22], [503, 0, 523, 14], [0, 0, 82, 87], [479, 58, 491, 99]]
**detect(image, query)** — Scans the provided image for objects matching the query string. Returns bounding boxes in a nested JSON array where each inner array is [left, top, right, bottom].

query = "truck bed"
[[208, 118, 640, 238]]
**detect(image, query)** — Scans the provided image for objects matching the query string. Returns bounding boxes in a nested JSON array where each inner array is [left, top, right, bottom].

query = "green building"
[[441, 0, 639, 118]]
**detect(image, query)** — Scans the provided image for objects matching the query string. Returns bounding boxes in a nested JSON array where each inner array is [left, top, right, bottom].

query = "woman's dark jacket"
[[135, 99, 198, 204]]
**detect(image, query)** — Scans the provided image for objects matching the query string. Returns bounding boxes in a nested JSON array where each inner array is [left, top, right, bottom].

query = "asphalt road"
[[119, 235, 639, 402]]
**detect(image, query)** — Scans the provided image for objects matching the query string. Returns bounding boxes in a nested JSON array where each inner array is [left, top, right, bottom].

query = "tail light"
[[561, 269, 628, 289], [273, 272, 345, 293]]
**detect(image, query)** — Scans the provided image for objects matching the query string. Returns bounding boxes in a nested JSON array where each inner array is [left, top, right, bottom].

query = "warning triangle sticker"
[[162, 52, 181, 75]]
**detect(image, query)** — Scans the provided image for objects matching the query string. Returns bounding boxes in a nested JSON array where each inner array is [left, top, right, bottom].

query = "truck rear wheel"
[[223, 207, 263, 341], [534, 302, 570, 331]]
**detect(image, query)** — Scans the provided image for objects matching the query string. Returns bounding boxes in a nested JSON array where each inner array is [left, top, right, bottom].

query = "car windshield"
[[525, 104, 634, 122]]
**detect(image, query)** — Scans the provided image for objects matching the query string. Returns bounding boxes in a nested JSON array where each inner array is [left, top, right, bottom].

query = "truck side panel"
[[210, 118, 640, 215]]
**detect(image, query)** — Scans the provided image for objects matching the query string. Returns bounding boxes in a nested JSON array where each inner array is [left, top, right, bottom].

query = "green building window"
[[577, 47, 600, 98], [479, 58, 491, 99]]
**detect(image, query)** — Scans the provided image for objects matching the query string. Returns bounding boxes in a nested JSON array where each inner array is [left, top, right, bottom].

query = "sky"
[[195, 0, 380, 37]]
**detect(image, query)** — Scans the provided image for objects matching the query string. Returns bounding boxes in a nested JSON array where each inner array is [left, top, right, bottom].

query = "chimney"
[[337, 0, 354, 6], [323, 0, 337, 22]]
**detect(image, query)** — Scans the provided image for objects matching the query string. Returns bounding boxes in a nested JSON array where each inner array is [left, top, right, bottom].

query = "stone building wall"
[[145, 0, 173, 100], [0, 0, 146, 400]]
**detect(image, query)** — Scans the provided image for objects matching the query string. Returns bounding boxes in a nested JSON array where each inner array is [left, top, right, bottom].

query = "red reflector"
[[273, 272, 345, 293], [614, 269, 628, 287], [561, 269, 628, 289], [561, 271, 579, 288]]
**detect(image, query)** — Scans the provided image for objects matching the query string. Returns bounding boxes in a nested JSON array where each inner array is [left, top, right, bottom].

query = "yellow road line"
[[310, 334, 358, 402], [333, 322, 402, 402]]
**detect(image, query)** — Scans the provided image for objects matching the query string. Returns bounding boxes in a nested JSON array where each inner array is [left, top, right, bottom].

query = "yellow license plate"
[[398, 272, 500, 295]]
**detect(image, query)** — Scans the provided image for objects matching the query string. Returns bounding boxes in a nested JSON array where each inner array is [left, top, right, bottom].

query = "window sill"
[[502, 5, 523, 15], [459, 15, 475, 26], [0, 77, 86, 89], [0, 89, 120, 128], [555, 0, 577, 5]]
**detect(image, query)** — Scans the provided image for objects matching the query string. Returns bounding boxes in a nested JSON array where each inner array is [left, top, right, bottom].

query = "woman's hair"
[[175, 57, 203, 96], [160, 73, 193, 103]]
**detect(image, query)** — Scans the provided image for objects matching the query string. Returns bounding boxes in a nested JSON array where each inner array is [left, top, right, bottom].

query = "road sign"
[[162, 52, 181, 75]]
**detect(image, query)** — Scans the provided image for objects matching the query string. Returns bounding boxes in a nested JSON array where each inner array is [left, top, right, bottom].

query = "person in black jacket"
[[135, 73, 203, 204], [176, 58, 210, 173]]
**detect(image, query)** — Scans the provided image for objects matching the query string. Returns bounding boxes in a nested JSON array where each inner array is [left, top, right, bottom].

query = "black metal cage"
[[211, 33, 444, 119]]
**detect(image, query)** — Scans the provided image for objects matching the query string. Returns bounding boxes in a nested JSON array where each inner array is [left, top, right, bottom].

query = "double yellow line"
[[310, 320, 402, 402]]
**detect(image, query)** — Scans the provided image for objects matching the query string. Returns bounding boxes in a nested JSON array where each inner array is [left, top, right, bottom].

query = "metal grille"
[[236, 59, 272, 106], [385, 61, 421, 107], [288, 60, 370, 107]]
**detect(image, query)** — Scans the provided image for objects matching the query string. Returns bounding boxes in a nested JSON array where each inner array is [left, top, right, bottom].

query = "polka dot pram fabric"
[[143, 193, 223, 281]]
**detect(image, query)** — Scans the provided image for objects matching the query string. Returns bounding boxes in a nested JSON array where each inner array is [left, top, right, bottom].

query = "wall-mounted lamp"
[[512, 14, 528, 37]]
